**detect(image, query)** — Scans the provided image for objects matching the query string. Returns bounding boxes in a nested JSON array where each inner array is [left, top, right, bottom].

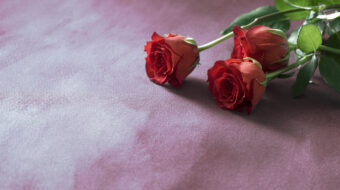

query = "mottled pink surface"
[[1, 0, 340, 189]]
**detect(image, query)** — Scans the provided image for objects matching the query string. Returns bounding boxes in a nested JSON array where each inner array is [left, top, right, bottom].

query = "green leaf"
[[324, 32, 340, 60], [297, 24, 322, 53], [327, 17, 340, 36], [220, 6, 290, 35], [292, 54, 318, 97], [319, 33, 340, 93], [319, 56, 340, 93], [274, 0, 317, 20], [266, 20, 291, 33]]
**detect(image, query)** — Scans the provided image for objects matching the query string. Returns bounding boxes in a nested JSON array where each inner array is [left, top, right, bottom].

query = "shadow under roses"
[[163, 77, 219, 112], [243, 77, 340, 136], [164, 76, 296, 134], [164, 75, 340, 137]]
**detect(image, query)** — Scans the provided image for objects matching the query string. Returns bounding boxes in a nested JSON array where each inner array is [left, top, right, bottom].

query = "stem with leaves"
[[265, 54, 313, 81], [197, 4, 340, 52]]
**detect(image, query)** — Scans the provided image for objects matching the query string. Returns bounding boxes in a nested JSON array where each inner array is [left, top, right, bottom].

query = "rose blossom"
[[144, 32, 199, 87], [231, 25, 289, 73], [207, 58, 266, 113]]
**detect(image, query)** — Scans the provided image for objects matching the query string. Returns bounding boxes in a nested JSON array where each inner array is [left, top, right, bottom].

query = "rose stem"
[[261, 44, 340, 83], [197, 4, 340, 52], [197, 32, 233, 52], [265, 54, 313, 80], [318, 45, 340, 54]]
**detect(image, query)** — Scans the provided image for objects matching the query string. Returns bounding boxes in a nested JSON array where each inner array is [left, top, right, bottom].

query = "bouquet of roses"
[[144, 0, 340, 114]]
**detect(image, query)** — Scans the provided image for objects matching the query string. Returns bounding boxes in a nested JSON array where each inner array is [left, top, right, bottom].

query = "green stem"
[[283, 0, 313, 10], [197, 4, 340, 52], [198, 32, 233, 52], [318, 45, 340, 54], [265, 54, 313, 80]]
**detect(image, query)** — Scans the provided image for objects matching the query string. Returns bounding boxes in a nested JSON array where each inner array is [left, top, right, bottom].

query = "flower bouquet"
[[144, 0, 340, 114]]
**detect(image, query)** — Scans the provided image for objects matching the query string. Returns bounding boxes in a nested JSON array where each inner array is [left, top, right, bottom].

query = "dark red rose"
[[207, 58, 266, 113], [231, 25, 289, 73], [144, 32, 199, 87]]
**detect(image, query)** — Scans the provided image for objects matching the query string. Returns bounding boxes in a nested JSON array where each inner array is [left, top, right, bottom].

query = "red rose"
[[231, 25, 289, 73], [144, 32, 199, 87], [207, 58, 266, 113]]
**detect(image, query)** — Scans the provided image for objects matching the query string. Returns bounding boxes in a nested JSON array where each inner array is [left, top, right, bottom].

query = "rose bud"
[[144, 32, 199, 87], [207, 58, 266, 114], [231, 25, 289, 73]]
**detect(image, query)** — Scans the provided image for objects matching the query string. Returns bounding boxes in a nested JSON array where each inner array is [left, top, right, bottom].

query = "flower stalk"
[[259, 45, 340, 82], [198, 4, 340, 52], [318, 45, 340, 54], [265, 54, 313, 80]]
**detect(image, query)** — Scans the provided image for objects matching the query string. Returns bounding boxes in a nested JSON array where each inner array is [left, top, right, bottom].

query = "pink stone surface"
[[1, 0, 340, 189]]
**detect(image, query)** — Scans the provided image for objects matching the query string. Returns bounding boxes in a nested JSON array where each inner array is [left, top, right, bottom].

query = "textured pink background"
[[1, 0, 340, 189]]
